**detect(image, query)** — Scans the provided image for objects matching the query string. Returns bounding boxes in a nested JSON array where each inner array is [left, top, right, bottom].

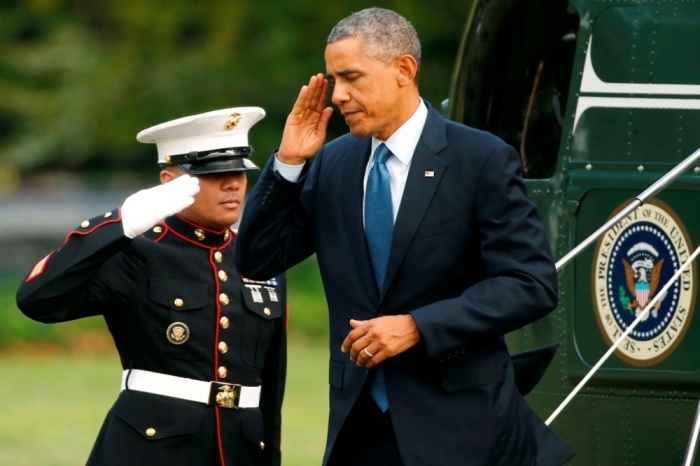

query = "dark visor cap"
[[159, 146, 260, 175]]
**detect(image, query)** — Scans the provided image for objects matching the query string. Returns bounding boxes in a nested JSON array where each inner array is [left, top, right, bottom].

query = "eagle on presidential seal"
[[621, 242, 665, 321]]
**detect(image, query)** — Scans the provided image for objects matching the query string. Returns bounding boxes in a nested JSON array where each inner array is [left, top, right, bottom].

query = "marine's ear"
[[160, 166, 186, 184]]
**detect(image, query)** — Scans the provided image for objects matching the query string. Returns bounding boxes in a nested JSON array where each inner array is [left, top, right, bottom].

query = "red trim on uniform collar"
[[175, 214, 229, 234], [165, 215, 234, 249], [167, 227, 216, 249], [167, 226, 234, 250]]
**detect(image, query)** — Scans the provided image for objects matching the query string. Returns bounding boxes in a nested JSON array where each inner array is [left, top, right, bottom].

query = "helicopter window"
[[455, 0, 579, 179]]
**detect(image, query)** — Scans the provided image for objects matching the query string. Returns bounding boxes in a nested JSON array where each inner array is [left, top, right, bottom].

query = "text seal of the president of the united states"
[[593, 199, 696, 366]]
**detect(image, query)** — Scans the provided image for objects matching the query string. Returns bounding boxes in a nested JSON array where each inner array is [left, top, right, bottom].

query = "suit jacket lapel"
[[381, 107, 449, 299], [341, 138, 379, 303]]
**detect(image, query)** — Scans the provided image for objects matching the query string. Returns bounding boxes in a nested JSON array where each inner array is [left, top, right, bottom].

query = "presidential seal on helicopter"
[[593, 199, 696, 366]]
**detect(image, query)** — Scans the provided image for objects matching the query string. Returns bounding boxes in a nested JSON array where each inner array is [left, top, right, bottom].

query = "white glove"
[[121, 175, 200, 238]]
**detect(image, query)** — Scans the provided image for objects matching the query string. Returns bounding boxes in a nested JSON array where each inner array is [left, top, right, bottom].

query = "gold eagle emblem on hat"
[[225, 113, 243, 130]]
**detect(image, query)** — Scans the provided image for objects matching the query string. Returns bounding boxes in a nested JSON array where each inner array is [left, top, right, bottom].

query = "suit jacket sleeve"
[[16, 208, 135, 323], [410, 144, 558, 360], [236, 150, 321, 279], [260, 300, 287, 466]]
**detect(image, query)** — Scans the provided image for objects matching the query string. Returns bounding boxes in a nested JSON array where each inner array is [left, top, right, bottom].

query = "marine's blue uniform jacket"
[[17, 211, 286, 466]]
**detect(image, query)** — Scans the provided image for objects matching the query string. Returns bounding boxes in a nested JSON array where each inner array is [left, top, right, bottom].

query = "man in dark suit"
[[16, 108, 286, 466], [236, 8, 574, 466]]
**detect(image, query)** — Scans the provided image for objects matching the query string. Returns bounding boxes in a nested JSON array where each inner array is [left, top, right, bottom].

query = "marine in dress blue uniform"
[[16, 108, 287, 466]]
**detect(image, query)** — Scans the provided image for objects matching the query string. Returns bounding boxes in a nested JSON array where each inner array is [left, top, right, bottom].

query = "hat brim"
[[167, 157, 260, 175]]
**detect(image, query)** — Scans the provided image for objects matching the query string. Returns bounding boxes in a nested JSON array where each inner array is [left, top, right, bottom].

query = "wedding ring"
[[363, 348, 374, 358]]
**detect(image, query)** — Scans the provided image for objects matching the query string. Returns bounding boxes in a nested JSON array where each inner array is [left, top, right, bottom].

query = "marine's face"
[[325, 36, 404, 141], [164, 169, 247, 229]]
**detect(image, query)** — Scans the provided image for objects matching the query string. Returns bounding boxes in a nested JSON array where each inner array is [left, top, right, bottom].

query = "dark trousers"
[[328, 386, 404, 466]]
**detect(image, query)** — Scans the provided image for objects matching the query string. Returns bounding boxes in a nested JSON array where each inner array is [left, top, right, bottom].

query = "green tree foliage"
[[0, 0, 468, 176]]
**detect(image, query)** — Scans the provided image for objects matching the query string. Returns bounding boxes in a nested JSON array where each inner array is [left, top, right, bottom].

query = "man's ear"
[[396, 55, 418, 87], [160, 167, 184, 184]]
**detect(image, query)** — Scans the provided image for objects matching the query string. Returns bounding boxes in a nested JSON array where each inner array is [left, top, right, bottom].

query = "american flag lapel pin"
[[425, 170, 435, 177]]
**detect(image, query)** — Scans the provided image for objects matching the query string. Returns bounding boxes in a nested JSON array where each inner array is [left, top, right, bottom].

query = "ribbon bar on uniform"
[[241, 276, 279, 286]]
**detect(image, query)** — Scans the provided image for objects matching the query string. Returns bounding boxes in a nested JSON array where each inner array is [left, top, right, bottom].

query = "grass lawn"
[[0, 336, 329, 466]]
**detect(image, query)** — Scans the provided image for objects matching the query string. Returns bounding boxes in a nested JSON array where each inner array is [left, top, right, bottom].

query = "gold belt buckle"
[[209, 382, 241, 409]]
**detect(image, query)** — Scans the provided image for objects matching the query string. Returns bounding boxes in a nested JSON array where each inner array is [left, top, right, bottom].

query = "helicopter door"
[[448, 0, 580, 357], [449, 0, 579, 180]]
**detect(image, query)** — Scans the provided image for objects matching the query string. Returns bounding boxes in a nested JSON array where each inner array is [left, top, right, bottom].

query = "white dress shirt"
[[273, 100, 428, 223]]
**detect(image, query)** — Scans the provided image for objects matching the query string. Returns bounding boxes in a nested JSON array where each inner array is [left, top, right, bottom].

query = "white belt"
[[121, 369, 261, 409]]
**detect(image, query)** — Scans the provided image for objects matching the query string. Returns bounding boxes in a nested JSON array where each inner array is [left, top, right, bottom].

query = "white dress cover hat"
[[137, 107, 265, 174]]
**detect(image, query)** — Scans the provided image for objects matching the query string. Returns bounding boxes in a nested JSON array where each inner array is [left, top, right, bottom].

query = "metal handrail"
[[555, 147, 700, 272], [684, 400, 700, 466]]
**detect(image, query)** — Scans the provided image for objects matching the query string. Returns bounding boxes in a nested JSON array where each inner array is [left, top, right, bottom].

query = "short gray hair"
[[327, 8, 421, 72]]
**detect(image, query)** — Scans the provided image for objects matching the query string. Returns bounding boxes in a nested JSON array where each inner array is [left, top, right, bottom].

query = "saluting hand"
[[278, 73, 334, 165], [121, 175, 200, 239], [341, 315, 421, 369]]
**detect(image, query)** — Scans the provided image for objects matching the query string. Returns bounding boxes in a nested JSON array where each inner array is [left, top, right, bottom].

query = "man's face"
[[325, 37, 404, 141], [164, 169, 247, 229]]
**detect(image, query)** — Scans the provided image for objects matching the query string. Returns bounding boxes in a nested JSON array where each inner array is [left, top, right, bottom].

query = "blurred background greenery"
[[0, 0, 470, 464], [0, 0, 466, 188]]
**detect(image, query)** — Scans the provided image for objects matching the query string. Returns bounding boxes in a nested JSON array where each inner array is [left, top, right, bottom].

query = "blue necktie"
[[364, 143, 393, 412]]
